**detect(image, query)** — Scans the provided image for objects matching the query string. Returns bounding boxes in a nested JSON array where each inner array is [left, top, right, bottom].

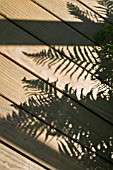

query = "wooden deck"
[[0, 0, 113, 169]]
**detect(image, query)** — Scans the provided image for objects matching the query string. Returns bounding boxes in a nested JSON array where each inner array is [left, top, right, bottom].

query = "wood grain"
[[0, 0, 113, 169], [0, 96, 86, 170], [78, 0, 113, 23], [32, 0, 103, 42], [0, 53, 113, 167], [0, 0, 94, 46], [0, 43, 113, 123], [1, 0, 112, 122], [0, 142, 45, 170]]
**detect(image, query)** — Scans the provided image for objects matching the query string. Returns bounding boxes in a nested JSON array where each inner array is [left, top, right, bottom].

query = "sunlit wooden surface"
[[0, 0, 113, 169]]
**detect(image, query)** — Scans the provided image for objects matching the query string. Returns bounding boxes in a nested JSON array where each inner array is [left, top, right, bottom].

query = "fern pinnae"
[[87, 64, 98, 77], [77, 46, 85, 61], [67, 2, 92, 22], [65, 140, 76, 156], [77, 69, 85, 80], [73, 46, 80, 61], [85, 46, 97, 64], [70, 65, 79, 78], [23, 50, 47, 65], [35, 50, 48, 65], [83, 47, 92, 63], [59, 140, 70, 156], [95, 12, 101, 23], [38, 48, 52, 65], [77, 63, 89, 80], [59, 60, 71, 75], [84, 72, 90, 80], [54, 58, 67, 74], [67, 46, 75, 60], [30, 124, 38, 138], [48, 49, 60, 68], [64, 63, 75, 76], [87, 46, 99, 64], [36, 127, 46, 138], [90, 11, 98, 23]]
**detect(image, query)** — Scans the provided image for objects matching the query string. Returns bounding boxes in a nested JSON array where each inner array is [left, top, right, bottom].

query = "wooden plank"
[[0, 1, 112, 121], [0, 53, 113, 169], [0, 0, 94, 46], [0, 94, 86, 170], [0, 14, 112, 121], [0, 45, 113, 123], [32, 0, 103, 43], [34, 0, 113, 25], [0, 0, 112, 168], [0, 101, 113, 169], [77, 0, 113, 24], [0, 97, 86, 170], [0, 142, 45, 170]]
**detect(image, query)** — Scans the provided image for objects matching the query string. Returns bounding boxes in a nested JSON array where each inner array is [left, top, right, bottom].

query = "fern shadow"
[[1, 77, 113, 169]]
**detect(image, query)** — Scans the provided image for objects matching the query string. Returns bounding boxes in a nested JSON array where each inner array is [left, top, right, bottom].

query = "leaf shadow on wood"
[[21, 0, 113, 101], [23, 44, 113, 101], [22, 0, 113, 102], [1, 77, 113, 169], [1, 1, 113, 169], [96, 0, 113, 23], [67, 0, 113, 24], [67, 2, 101, 23]]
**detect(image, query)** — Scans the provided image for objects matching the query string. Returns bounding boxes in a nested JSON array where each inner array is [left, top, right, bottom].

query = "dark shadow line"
[[1, 93, 113, 166], [0, 139, 51, 170], [1, 52, 113, 127]]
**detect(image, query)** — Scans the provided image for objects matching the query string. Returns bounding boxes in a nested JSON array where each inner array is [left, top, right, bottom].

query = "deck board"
[[0, 97, 86, 170], [79, 0, 113, 23], [32, 0, 103, 42], [0, 142, 45, 170], [0, 0, 93, 46], [0, 53, 113, 167], [0, 10, 112, 121], [0, 0, 113, 169], [0, 38, 113, 122]]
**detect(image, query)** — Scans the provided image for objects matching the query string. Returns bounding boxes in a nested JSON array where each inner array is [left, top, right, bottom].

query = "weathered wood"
[[1, 0, 112, 121], [0, 96, 86, 170], [0, 0, 113, 169], [32, 0, 103, 43], [0, 43, 113, 123], [0, 0, 94, 46], [0, 53, 113, 168], [0, 142, 45, 170], [34, 0, 113, 25], [78, 0, 113, 23]]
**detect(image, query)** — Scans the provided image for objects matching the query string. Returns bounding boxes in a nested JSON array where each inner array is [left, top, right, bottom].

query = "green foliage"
[[95, 23, 113, 45], [95, 23, 113, 89]]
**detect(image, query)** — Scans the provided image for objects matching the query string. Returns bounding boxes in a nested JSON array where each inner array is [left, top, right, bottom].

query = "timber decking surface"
[[0, 0, 113, 169]]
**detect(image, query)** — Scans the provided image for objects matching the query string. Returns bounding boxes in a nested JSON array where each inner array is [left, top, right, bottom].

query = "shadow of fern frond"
[[96, 0, 113, 22], [21, 77, 58, 104], [22, 46, 112, 100], [23, 48, 65, 69], [23, 46, 100, 81], [67, 2, 101, 23], [2, 76, 113, 169]]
